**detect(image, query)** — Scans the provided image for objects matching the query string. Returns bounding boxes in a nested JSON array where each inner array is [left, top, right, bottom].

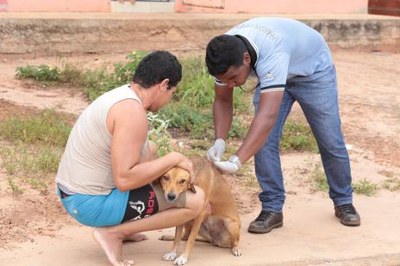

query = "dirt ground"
[[0, 48, 400, 265]]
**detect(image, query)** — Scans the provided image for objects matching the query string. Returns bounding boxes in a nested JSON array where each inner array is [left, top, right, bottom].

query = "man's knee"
[[186, 186, 206, 217]]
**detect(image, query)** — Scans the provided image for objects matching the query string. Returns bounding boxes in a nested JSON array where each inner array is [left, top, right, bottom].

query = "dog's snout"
[[167, 192, 176, 201]]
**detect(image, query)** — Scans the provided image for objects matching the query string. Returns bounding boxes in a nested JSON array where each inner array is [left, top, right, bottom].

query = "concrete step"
[[0, 13, 399, 58]]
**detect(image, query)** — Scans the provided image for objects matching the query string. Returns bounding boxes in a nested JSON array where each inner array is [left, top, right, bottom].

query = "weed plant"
[[0, 110, 72, 194], [16, 64, 60, 82], [147, 112, 172, 156], [14, 52, 318, 156], [353, 179, 378, 196], [0, 109, 72, 146], [382, 176, 400, 191], [310, 163, 329, 192], [281, 120, 318, 153]]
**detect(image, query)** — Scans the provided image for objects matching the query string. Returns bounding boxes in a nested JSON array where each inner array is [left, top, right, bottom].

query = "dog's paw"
[[162, 251, 177, 261], [159, 235, 175, 241], [232, 247, 242, 256], [173, 255, 188, 265]]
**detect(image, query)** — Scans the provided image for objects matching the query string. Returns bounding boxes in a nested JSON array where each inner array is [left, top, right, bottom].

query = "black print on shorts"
[[121, 184, 159, 223]]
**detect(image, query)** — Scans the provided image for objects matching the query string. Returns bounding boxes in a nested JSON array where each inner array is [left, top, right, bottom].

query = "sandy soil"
[[0, 50, 400, 265]]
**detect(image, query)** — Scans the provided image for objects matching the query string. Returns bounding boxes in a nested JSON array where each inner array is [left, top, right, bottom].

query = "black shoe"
[[334, 204, 361, 226], [248, 210, 283, 234]]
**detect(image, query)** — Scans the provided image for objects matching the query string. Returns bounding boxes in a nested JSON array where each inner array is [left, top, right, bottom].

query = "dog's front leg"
[[174, 211, 206, 265], [162, 225, 184, 261]]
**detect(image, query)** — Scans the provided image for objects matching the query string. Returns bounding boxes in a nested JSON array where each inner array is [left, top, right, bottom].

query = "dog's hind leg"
[[181, 223, 192, 241], [224, 219, 242, 256], [159, 222, 192, 241], [159, 234, 175, 241], [196, 222, 213, 243]]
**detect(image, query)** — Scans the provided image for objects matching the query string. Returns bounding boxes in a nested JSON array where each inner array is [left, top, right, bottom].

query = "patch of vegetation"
[[353, 179, 378, 196], [58, 62, 84, 87], [308, 164, 379, 196], [147, 112, 172, 157], [158, 56, 250, 140], [382, 176, 400, 192], [309, 163, 328, 192], [0, 109, 73, 194], [0, 145, 62, 193], [15, 51, 148, 101], [16, 64, 60, 82], [83, 51, 148, 101], [239, 164, 259, 188], [0, 109, 72, 147], [12, 52, 321, 183], [281, 119, 318, 153]]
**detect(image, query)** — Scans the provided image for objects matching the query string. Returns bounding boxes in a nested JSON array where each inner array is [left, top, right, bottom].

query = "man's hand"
[[207, 139, 225, 162], [213, 155, 242, 174]]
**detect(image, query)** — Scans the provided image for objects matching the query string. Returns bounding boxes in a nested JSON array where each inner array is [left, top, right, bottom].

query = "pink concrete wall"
[[175, 0, 369, 14], [6, 0, 110, 12], [0, 0, 8, 12], [0, 0, 368, 13]]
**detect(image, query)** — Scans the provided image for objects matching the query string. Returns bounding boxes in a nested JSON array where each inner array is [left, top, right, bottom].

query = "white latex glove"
[[213, 155, 242, 174], [207, 138, 225, 162]]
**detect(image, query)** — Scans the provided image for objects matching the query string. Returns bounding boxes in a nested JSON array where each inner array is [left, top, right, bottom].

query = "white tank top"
[[56, 84, 144, 195]]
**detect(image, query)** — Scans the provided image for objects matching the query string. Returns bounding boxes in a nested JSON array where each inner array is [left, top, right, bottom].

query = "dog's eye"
[[162, 176, 170, 181], [178, 179, 186, 184]]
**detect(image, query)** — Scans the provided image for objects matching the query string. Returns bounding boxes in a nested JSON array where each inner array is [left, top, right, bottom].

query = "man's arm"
[[109, 99, 193, 192], [213, 85, 234, 140], [236, 90, 284, 164]]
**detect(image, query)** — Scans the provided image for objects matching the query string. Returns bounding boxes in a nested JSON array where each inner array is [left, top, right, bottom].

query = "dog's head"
[[157, 167, 196, 203]]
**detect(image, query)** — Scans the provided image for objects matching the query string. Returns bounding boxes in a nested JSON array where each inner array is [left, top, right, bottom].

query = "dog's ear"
[[152, 176, 161, 186], [189, 183, 197, 193]]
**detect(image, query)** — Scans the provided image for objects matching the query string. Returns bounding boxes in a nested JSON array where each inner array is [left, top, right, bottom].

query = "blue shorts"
[[58, 183, 187, 227], [58, 187, 129, 227]]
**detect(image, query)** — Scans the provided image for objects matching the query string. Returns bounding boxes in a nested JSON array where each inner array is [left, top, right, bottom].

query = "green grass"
[[378, 170, 400, 192], [15, 51, 148, 101], [0, 144, 63, 193], [176, 56, 216, 108], [382, 176, 400, 192], [158, 56, 250, 140], [9, 53, 322, 195], [0, 109, 72, 147], [16, 64, 60, 82], [240, 163, 259, 188], [0, 109, 73, 194], [308, 163, 380, 196], [353, 179, 378, 196], [12, 53, 323, 162], [281, 119, 318, 153], [8, 51, 368, 201], [309, 163, 328, 192], [147, 112, 172, 157]]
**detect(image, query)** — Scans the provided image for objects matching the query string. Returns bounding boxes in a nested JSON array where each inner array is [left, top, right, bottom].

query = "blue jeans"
[[253, 65, 353, 212]]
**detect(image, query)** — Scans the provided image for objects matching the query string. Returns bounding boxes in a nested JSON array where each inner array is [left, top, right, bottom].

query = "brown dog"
[[157, 156, 241, 265]]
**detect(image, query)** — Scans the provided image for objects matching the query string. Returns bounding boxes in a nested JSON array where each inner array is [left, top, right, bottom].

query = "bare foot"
[[123, 233, 148, 242], [93, 228, 134, 266]]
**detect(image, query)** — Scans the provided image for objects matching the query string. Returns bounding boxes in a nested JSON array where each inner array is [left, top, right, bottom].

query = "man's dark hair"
[[205, 35, 247, 76], [133, 50, 182, 89]]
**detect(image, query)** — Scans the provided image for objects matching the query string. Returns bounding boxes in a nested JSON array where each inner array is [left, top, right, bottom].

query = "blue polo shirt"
[[226, 17, 333, 93]]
